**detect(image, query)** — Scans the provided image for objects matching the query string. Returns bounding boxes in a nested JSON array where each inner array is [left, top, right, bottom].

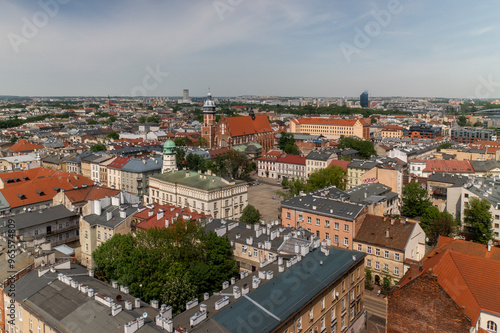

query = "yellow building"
[[381, 125, 403, 138], [289, 117, 370, 140]]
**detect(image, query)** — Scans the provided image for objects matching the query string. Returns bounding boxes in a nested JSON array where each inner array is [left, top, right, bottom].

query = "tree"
[[278, 132, 295, 151], [401, 182, 431, 218], [107, 132, 119, 140], [421, 206, 457, 244], [464, 197, 493, 244], [436, 142, 452, 151], [307, 166, 347, 191], [185, 153, 206, 172], [90, 143, 107, 152], [10, 136, 18, 143], [382, 271, 393, 292], [276, 178, 307, 200], [338, 136, 376, 159], [174, 138, 188, 147], [240, 205, 261, 224], [197, 137, 209, 148], [457, 115, 467, 126], [365, 267, 373, 286], [175, 147, 186, 169], [284, 143, 300, 155], [87, 119, 98, 125], [137, 116, 147, 123], [370, 118, 377, 124]]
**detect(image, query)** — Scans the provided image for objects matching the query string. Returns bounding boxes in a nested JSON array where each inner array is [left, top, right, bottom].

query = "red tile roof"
[[423, 160, 474, 173], [224, 115, 273, 137], [328, 160, 350, 171], [276, 154, 306, 165], [0, 168, 94, 208], [354, 215, 417, 251], [107, 157, 129, 169], [427, 236, 500, 261], [382, 125, 403, 131], [61, 185, 120, 204], [8, 139, 44, 152], [135, 203, 207, 230]]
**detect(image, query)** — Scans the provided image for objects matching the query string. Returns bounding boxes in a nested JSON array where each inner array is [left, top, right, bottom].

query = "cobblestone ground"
[[247, 176, 282, 223]]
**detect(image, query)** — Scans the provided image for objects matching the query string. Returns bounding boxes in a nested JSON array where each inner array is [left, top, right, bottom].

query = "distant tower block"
[[360, 91, 369, 108], [183, 89, 189, 101]]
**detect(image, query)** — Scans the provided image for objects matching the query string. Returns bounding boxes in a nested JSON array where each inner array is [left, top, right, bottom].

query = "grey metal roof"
[[281, 194, 364, 221], [305, 149, 337, 161], [428, 173, 469, 186], [348, 159, 381, 170], [13, 266, 165, 333], [345, 183, 394, 203], [151, 170, 245, 191], [121, 157, 162, 173], [83, 205, 137, 228], [470, 160, 500, 173], [0, 204, 76, 231], [210, 248, 365, 333]]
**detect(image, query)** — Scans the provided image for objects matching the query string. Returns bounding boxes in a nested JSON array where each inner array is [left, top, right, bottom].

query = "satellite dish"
[[142, 312, 148, 319]]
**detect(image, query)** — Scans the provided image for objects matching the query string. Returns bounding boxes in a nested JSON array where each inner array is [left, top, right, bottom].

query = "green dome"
[[163, 140, 176, 154]]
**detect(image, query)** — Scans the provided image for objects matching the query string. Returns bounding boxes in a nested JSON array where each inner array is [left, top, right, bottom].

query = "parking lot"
[[247, 178, 283, 223]]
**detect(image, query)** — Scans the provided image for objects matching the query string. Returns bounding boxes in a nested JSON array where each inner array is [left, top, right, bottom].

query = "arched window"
[[488, 321, 498, 332]]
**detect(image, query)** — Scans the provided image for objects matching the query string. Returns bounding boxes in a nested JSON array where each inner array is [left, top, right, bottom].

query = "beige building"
[[80, 194, 139, 268], [353, 215, 426, 284], [381, 125, 403, 138], [305, 149, 337, 177], [148, 170, 248, 220], [289, 117, 370, 140]]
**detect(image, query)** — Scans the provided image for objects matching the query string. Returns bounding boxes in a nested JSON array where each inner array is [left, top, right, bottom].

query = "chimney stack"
[[385, 228, 390, 238]]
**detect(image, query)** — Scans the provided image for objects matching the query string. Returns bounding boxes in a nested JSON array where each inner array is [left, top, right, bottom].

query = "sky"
[[1, 0, 499, 98]]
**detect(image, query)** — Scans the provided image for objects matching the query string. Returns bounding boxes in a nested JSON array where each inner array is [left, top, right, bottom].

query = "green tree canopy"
[[436, 142, 452, 151], [401, 182, 431, 218], [457, 115, 467, 126], [93, 221, 238, 316], [338, 136, 376, 159], [107, 132, 119, 140], [278, 132, 295, 150], [90, 143, 107, 152], [421, 206, 457, 244], [307, 166, 347, 191], [240, 205, 261, 224], [464, 197, 493, 244]]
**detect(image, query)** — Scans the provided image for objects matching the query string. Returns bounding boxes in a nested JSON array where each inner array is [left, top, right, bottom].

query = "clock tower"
[[202, 91, 217, 148]]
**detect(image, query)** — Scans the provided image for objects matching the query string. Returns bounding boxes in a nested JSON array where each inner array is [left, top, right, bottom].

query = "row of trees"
[[277, 166, 347, 200], [92, 221, 238, 316], [402, 182, 493, 244]]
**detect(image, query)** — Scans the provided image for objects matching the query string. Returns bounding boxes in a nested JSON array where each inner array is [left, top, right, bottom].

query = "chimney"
[[391, 216, 395, 225], [488, 240, 493, 252], [106, 211, 113, 221], [385, 228, 390, 238]]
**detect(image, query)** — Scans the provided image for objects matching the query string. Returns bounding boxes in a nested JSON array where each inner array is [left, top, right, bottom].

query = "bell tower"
[[162, 140, 177, 173], [202, 90, 217, 148]]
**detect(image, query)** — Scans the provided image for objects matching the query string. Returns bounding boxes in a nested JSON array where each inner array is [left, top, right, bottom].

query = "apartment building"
[[306, 149, 337, 177], [256, 150, 282, 179], [275, 154, 306, 180], [353, 215, 426, 284], [280, 192, 366, 246], [451, 126, 496, 143], [381, 125, 403, 138]]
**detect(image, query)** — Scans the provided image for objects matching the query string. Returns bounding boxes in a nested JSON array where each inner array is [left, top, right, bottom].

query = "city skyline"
[[1, 0, 499, 98]]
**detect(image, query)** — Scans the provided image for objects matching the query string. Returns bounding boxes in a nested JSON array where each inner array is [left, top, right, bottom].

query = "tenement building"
[[451, 126, 496, 143], [148, 170, 248, 220]]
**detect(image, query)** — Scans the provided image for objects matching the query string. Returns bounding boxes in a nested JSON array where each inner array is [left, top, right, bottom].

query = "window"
[[307, 216, 311, 224], [97, 231, 101, 239], [383, 263, 389, 272], [367, 246, 372, 254], [254, 249, 258, 257], [325, 220, 330, 227], [394, 267, 399, 276], [343, 238, 349, 247], [395, 253, 400, 261], [321, 297, 325, 309], [85, 230, 88, 239], [357, 244, 362, 251], [334, 234, 339, 244], [331, 307, 336, 321], [30, 320, 33, 330], [384, 250, 389, 259], [341, 314, 346, 328], [321, 317, 325, 329], [85, 244, 88, 251], [375, 262, 380, 270], [297, 317, 302, 330], [286, 212, 291, 219], [350, 306, 355, 319], [309, 309, 313, 321], [487, 321, 497, 332], [334, 222, 339, 230], [242, 245, 247, 254], [464, 193, 469, 198], [316, 218, 321, 226], [367, 259, 371, 267], [344, 224, 349, 232], [341, 297, 345, 310], [342, 280, 345, 292], [38, 326, 41, 333], [375, 248, 381, 256]]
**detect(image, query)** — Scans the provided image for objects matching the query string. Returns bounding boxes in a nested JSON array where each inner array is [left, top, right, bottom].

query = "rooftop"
[[150, 170, 245, 191]]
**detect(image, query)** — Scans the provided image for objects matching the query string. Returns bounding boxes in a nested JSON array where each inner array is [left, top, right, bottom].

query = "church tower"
[[162, 139, 177, 173], [202, 91, 217, 148]]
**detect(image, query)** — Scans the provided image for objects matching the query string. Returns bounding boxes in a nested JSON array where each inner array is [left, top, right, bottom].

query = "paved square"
[[247, 179, 282, 223]]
